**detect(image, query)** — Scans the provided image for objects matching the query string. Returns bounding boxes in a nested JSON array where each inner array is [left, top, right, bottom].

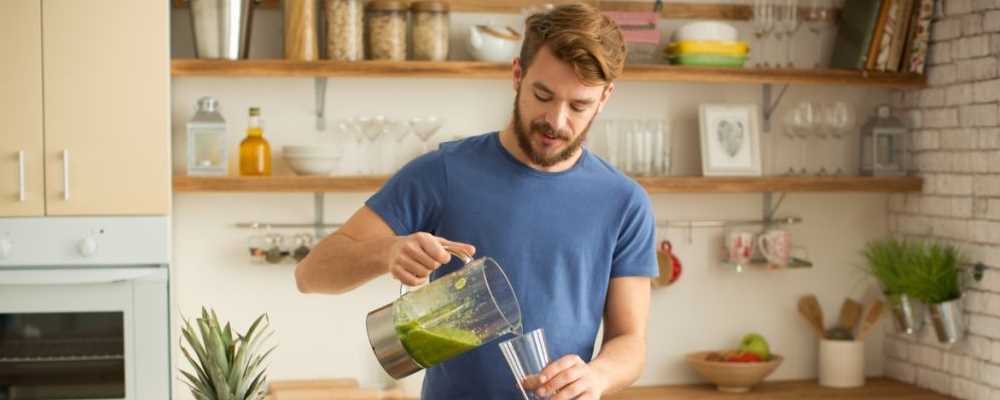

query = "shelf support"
[[315, 77, 327, 130], [761, 83, 790, 132], [762, 191, 788, 229], [313, 192, 326, 237]]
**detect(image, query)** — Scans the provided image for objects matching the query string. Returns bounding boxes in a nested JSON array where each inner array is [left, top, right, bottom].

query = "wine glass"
[[385, 118, 411, 172], [778, 0, 801, 69], [358, 116, 387, 174], [807, 0, 831, 68], [410, 116, 444, 154], [753, 0, 776, 68], [335, 118, 365, 175], [793, 102, 815, 175], [827, 102, 856, 175]]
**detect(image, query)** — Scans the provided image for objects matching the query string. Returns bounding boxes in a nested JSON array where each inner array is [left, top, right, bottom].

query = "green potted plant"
[[862, 238, 923, 335], [904, 241, 966, 344], [180, 308, 275, 400]]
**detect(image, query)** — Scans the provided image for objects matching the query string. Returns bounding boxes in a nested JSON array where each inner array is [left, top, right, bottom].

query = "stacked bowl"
[[665, 22, 748, 68], [283, 146, 340, 176]]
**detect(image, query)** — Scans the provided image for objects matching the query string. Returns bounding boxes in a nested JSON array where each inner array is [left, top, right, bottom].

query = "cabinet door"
[[43, 0, 170, 215], [0, 0, 44, 217]]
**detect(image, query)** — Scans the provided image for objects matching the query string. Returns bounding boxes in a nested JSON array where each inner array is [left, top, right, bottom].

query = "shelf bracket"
[[315, 77, 327, 131], [761, 83, 790, 132], [313, 192, 326, 237], [762, 191, 788, 229]]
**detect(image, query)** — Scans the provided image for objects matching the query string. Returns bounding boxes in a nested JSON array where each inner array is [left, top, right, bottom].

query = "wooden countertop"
[[606, 378, 953, 400]]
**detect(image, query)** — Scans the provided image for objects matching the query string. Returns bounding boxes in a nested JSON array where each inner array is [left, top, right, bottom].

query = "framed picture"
[[699, 104, 762, 176]]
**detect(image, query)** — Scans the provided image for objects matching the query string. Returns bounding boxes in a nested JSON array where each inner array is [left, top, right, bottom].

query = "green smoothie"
[[396, 321, 481, 367]]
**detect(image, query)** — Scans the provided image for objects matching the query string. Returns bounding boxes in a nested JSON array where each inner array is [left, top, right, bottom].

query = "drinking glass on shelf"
[[336, 118, 365, 175], [806, 0, 831, 68], [752, 0, 776, 68], [781, 107, 800, 175], [385, 118, 411, 173], [792, 102, 815, 175], [777, 0, 800, 68], [410, 116, 444, 155], [358, 116, 387, 175], [828, 102, 856, 175]]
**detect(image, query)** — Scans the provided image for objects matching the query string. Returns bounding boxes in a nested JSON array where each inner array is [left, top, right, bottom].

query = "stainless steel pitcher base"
[[366, 302, 422, 379]]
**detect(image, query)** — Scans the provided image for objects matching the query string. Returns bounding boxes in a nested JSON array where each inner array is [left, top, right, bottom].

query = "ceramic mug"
[[725, 231, 755, 264], [757, 230, 791, 267]]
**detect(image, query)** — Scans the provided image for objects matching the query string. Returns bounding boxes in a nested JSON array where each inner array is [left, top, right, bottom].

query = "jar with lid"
[[325, 0, 364, 61], [411, 1, 450, 61], [366, 0, 408, 60]]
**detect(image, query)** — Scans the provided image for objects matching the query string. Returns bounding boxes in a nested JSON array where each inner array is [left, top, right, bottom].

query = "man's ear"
[[596, 82, 615, 114], [512, 57, 523, 91]]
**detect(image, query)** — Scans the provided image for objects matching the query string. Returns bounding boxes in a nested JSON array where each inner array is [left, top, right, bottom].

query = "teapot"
[[467, 25, 523, 62]]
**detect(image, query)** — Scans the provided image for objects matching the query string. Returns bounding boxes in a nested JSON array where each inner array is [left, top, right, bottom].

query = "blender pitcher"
[[366, 247, 522, 379]]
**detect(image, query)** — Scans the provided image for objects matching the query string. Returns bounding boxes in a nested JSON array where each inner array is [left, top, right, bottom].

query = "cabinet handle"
[[17, 150, 25, 202], [62, 149, 70, 200]]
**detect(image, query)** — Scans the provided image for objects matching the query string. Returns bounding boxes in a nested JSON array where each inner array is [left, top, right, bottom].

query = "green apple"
[[739, 333, 770, 361]]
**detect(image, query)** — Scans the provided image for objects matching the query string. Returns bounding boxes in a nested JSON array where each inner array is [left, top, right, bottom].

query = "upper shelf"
[[173, 175, 924, 194], [171, 60, 927, 88], [171, 1, 835, 21]]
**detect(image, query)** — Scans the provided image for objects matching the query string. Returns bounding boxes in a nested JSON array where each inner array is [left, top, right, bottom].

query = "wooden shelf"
[[605, 378, 953, 400], [172, 1, 836, 21], [171, 59, 926, 88], [173, 175, 924, 194]]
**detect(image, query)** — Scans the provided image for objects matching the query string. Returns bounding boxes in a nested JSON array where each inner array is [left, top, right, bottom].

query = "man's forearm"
[[588, 333, 646, 395], [294, 233, 394, 294]]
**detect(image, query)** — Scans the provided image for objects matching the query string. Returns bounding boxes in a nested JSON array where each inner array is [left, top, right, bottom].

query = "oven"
[[0, 217, 169, 400]]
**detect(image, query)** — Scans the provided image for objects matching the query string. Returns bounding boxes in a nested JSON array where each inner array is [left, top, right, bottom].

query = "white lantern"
[[859, 105, 908, 176], [186, 97, 228, 176]]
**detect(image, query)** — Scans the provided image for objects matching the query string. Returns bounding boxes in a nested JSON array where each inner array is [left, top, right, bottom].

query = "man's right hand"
[[386, 232, 476, 286]]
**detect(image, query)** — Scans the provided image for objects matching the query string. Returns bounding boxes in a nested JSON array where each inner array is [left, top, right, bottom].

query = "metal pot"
[[928, 297, 964, 345], [189, 0, 255, 59], [887, 293, 924, 335]]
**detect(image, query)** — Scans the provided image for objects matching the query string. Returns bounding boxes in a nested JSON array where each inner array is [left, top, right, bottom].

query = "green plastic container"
[[667, 53, 746, 68]]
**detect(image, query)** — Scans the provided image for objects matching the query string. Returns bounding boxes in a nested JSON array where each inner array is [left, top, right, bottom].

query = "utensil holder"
[[818, 338, 865, 388]]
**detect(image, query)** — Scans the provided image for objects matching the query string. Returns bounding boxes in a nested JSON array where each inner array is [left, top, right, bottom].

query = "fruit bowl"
[[685, 351, 783, 393]]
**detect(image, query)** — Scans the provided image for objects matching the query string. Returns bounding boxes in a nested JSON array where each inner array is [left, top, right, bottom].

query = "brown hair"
[[519, 3, 626, 86]]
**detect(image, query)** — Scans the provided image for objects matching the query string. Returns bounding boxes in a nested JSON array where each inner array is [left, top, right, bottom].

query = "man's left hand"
[[522, 355, 608, 400]]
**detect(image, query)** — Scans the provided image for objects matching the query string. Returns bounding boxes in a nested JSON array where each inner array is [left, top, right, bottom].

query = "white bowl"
[[283, 145, 339, 155], [283, 154, 340, 176], [674, 21, 738, 42]]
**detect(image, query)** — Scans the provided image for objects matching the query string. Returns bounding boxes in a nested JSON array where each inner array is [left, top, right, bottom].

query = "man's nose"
[[544, 103, 569, 134]]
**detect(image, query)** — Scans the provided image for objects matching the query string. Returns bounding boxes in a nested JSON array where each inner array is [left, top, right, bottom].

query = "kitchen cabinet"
[[0, 0, 170, 217]]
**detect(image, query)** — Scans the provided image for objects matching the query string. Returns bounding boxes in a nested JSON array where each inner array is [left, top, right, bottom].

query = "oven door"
[[0, 267, 165, 400]]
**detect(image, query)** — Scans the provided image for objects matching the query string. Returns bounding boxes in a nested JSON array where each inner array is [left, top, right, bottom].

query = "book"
[[830, 0, 886, 69], [866, 0, 894, 70], [887, 0, 916, 72], [900, 0, 923, 70], [907, 0, 935, 74]]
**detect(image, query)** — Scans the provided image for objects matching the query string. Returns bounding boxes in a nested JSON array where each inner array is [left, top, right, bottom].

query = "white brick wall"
[[890, 3, 1000, 398]]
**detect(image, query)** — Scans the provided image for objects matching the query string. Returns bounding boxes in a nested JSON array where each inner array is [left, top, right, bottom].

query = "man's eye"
[[534, 93, 551, 102], [571, 104, 587, 112]]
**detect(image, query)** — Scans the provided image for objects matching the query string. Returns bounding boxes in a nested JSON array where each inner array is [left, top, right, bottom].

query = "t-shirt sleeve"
[[610, 185, 658, 278], [364, 151, 447, 235]]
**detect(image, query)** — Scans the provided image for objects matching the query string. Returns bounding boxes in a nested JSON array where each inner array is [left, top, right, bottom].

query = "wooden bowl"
[[685, 351, 783, 393]]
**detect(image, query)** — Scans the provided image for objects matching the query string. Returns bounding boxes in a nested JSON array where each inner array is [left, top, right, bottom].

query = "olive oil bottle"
[[239, 107, 271, 176]]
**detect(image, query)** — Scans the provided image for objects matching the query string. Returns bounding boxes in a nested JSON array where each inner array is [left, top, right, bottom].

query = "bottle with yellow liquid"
[[239, 107, 271, 176]]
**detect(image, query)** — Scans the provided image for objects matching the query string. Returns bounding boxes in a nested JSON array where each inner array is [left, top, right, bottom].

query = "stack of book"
[[830, 0, 935, 74]]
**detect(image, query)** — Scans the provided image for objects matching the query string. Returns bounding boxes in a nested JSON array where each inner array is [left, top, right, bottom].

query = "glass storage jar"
[[325, 0, 364, 61], [411, 1, 450, 61], [366, 0, 407, 60]]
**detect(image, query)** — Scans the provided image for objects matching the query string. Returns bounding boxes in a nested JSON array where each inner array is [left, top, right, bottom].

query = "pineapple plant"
[[180, 308, 275, 400]]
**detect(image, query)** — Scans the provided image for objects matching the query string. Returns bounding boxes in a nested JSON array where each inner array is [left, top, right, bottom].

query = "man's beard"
[[512, 89, 595, 168]]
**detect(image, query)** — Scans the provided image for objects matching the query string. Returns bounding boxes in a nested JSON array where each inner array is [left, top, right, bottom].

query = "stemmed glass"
[[336, 118, 365, 175], [777, 0, 801, 68], [410, 116, 444, 154], [752, 0, 775, 68], [792, 102, 815, 175], [827, 102, 856, 175], [807, 0, 831, 68], [385, 119, 411, 173], [358, 116, 387, 175]]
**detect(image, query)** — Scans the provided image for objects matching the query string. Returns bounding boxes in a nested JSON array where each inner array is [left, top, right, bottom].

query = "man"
[[295, 4, 657, 399]]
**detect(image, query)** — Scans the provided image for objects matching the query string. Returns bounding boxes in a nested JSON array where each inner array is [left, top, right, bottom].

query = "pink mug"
[[725, 231, 755, 264], [757, 230, 792, 267]]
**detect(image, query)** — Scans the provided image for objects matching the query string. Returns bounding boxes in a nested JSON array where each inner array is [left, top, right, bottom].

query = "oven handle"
[[0, 267, 163, 285]]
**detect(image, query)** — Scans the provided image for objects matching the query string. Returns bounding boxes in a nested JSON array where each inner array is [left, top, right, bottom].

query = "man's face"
[[512, 46, 613, 168]]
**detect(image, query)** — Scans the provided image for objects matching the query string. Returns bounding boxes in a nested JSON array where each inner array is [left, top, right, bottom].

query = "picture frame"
[[698, 104, 763, 176]]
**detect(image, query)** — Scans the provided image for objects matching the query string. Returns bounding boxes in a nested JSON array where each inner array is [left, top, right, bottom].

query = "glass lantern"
[[859, 104, 908, 176], [186, 97, 228, 176]]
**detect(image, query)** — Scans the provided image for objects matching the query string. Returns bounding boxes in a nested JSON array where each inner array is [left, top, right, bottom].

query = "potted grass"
[[904, 242, 966, 345], [862, 238, 923, 335], [180, 308, 275, 400]]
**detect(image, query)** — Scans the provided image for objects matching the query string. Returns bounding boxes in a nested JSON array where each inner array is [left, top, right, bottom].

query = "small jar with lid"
[[366, 0, 408, 61], [411, 1, 450, 61]]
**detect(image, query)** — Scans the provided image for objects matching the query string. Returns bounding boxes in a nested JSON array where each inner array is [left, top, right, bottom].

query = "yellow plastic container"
[[666, 40, 748, 57]]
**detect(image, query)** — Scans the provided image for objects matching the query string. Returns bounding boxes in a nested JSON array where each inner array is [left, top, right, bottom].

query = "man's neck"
[[498, 124, 582, 173]]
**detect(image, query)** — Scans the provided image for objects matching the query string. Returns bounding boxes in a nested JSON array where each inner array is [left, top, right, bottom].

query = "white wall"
[[169, 2, 894, 398]]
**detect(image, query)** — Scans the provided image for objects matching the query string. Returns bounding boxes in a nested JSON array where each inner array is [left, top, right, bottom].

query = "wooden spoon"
[[856, 300, 884, 341], [797, 295, 826, 338]]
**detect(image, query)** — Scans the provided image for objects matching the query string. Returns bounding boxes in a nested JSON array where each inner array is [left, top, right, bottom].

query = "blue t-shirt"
[[365, 132, 657, 399]]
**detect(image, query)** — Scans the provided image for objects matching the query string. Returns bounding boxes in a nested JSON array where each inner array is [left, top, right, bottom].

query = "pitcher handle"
[[398, 245, 474, 296]]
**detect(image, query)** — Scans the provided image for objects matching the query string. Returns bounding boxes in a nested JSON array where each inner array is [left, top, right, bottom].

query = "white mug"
[[725, 231, 756, 264], [757, 230, 792, 267]]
